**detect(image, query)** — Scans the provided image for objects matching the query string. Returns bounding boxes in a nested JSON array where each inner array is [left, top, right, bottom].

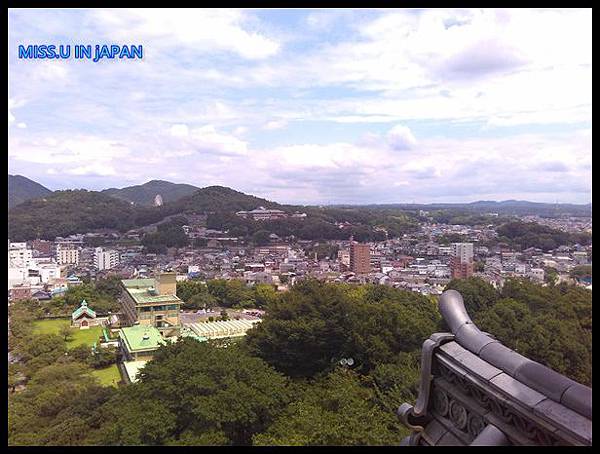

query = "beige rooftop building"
[[120, 273, 182, 337]]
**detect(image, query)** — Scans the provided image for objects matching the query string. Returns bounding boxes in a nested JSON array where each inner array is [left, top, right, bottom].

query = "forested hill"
[[101, 180, 200, 206], [8, 175, 53, 208], [7, 186, 289, 242], [173, 185, 285, 213], [7, 190, 169, 241]]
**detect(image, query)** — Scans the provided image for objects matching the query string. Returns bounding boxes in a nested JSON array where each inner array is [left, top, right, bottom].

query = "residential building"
[[450, 243, 474, 279], [56, 243, 80, 265], [9, 242, 33, 268], [350, 242, 371, 274], [31, 239, 53, 256], [94, 247, 120, 270], [528, 268, 545, 283]]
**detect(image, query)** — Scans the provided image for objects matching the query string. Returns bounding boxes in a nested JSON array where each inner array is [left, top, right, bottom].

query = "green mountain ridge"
[[101, 180, 200, 206], [7, 186, 285, 241], [7, 176, 592, 242], [8, 175, 53, 208]]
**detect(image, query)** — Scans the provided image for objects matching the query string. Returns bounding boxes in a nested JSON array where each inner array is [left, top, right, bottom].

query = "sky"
[[8, 8, 592, 205]]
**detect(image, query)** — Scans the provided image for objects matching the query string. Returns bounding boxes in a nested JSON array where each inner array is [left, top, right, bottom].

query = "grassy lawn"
[[32, 318, 103, 348], [90, 364, 121, 387]]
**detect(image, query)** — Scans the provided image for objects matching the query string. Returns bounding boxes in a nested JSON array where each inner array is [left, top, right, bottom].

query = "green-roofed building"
[[71, 299, 101, 329], [120, 273, 182, 337], [119, 325, 169, 361]]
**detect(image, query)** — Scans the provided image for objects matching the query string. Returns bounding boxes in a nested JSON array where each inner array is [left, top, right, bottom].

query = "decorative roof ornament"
[[398, 289, 591, 446]]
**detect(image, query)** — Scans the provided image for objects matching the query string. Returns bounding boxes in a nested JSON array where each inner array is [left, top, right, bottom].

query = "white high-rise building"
[[451, 243, 474, 263], [94, 247, 120, 270], [9, 242, 33, 268]]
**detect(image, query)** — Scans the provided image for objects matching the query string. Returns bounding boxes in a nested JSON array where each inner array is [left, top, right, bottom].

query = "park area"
[[32, 318, 103, 348], [31, 318, 122, 387], [90, 364, 121, 387]]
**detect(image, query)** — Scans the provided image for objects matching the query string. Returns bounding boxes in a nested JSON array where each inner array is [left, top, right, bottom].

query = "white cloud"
[[7, 9, 592, 204], [92, 9, 280, 59], [263, 119, 288, 130], [387, 125, 417, 150], [233, 126, 248, 136], [68, 164, 117, 176], [170, 124, 189, 137]]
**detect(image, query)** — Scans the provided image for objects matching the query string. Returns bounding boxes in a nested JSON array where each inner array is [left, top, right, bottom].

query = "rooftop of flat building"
[[121, 278, 182, 306], [119, 325, 168, 353]]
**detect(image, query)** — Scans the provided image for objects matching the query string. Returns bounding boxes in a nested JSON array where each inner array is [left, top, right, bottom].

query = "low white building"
[[528, 268, 545, 283]]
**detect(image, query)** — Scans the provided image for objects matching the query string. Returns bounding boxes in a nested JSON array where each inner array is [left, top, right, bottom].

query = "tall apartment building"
[[120, 273, 182, 337], [350, 242, 371, 274], [9, 242, 33, 268], [450, 243, 474, 279], [94, 247, 120, 270], [56, 243, 80, 265]]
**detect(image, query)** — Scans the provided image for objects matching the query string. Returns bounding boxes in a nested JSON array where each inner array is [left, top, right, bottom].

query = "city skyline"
[[9, 8, 592, 205]]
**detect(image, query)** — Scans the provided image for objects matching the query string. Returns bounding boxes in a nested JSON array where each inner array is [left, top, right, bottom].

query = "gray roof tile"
[[515, 362, 575, 402], [560, 383, 592, 419], [533, 399, 592, 444], [421, 418, 448, 445], [490, 373, 546, 409], [450, 348, 503, 382], [455, 322, 499, 354], [437, 430, 463, 446], [479, 342, 531, 377]]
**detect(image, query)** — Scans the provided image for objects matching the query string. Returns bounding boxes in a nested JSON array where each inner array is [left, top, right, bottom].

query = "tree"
[[59, 323, 73, 342], [188, 292, 217, 310], [253, 369, 408, 446], [444, 277, 499, 316], [8, 363, 25, 393], [253, 284, 279, 309], [465, 278, 592, 386], [96, 339, 291, 445], [370, 351, 421, 413], [69, 344, 91, 362], [544, 267, 559, 286], [88, 346, 118, 369], [17, 333, 68, 376], [246, 280, 440, 377], [8, 361, 116, 445], [252, 229, 271, 246]]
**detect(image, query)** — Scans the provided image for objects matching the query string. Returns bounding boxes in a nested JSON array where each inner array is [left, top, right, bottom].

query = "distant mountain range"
[[346, 200, 592, 217], [8, 175, 53, 208], [101, 180, 200, 206], [7, 174, 592, 241]]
